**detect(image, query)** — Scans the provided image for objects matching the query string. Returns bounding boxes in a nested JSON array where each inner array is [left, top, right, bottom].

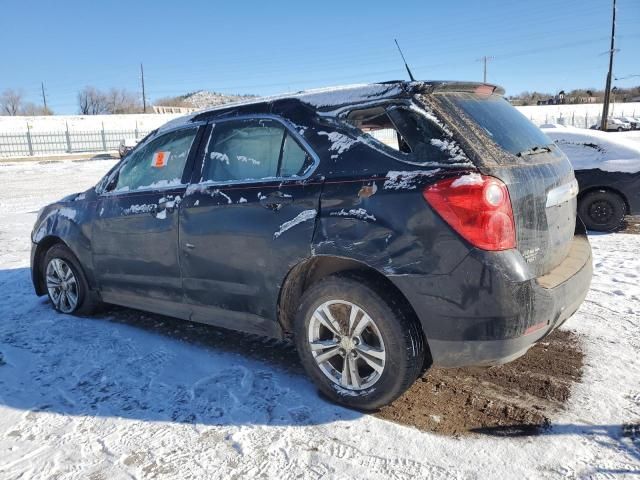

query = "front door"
[[179, 117, 322, 336], [93, 125, 202, 316]]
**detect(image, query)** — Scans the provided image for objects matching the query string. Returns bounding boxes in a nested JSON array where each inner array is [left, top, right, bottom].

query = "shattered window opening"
[[345, 105, 461, 164]]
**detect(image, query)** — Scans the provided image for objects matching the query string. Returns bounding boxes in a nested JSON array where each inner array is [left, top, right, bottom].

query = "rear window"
[[439, 92, 553, 156]]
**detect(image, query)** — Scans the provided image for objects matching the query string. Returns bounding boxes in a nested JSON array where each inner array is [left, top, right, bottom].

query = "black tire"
[[578, 190, 626, 232], [618, 127, 623, 132], [293, 274, 426, 411], [43, 243, 101, 315]]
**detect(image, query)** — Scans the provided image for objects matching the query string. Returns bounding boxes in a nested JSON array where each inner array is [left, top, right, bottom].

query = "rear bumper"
[[390, 234, 592, 367]]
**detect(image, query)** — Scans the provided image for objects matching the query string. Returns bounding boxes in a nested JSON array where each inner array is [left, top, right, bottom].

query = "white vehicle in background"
[[590, 118, 632, 132], [615, 116, 640, 130], [118, 137, 140, 158]]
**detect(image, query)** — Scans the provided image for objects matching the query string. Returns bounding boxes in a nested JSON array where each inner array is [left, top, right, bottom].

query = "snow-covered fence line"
[[0, 124, 155, 158], [516, 102, 640, 128], [0, 114, 184, 158]]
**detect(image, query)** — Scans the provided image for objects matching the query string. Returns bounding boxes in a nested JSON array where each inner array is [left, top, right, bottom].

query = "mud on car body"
[[31, 81, 592, 410]]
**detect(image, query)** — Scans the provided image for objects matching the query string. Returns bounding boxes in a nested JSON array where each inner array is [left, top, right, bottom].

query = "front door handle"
[[260, 192, 293, 211]]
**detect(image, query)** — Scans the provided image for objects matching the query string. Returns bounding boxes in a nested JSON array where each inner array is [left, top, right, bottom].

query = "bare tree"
[[154, 95, 191, 108], [78, 86, 142, 114], [0, 89, 24, 116], [78, 86, 108, 115], [21, 102, 54, 116], [105, 88, 142, 114]]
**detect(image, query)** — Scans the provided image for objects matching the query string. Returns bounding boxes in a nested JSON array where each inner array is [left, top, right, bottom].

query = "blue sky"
[[1, 0, 638, 114]]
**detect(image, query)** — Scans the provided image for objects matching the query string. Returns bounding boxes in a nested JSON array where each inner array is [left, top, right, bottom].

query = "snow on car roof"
[[542, 126, 640, 173]]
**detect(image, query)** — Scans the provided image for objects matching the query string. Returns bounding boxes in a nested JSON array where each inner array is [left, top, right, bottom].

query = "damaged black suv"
[[31, 81, 592, 410]]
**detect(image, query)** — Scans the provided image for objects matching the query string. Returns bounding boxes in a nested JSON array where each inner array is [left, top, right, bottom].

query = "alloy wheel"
[[307, 300, 386, 390], [46, 258, 79, 313]]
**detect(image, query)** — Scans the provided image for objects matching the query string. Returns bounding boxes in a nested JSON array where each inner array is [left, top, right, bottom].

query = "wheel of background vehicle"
[[578, 190, 626, 232], [617, 127, 623, 132], [43, 243, 101, 315], [293, 274, 426, 410]]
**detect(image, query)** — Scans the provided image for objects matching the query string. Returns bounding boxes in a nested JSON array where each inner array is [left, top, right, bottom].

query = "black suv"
[[31, 81, 592, 410]]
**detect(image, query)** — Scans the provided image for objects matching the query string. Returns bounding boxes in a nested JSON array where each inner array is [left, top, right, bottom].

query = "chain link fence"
[[0, 124, 152, 158]]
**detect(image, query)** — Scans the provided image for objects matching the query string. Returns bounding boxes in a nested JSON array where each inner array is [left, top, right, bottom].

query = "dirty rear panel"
[[419, 91, 578, 276]]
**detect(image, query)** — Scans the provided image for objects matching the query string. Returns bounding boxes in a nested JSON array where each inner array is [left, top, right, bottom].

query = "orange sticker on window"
[[152, 151, 170, 168]]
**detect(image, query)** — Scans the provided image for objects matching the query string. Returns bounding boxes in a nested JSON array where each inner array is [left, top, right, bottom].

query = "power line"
[[478, 56, 494, 83]]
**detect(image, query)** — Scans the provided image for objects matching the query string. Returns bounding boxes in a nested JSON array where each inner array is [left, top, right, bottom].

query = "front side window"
[[201, 118, 312, 183], [113, 127, 197, 192]]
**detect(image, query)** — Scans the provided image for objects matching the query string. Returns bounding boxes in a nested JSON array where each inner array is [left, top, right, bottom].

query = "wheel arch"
[[277, 255, 432, 365], [32, 235, 67, 295]]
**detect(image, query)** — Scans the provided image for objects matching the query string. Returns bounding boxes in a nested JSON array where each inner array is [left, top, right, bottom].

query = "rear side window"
[[114, 127, 197, 191], [280, 133, 309, 176], [345, 105, 458, 163], [201, 118, 313, 182]]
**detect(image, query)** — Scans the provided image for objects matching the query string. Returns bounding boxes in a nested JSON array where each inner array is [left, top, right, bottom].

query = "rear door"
[[179, 116, 321, 336], [93, 125, 202, 314]]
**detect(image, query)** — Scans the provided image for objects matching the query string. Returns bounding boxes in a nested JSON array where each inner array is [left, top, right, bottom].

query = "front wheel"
[[578, 190, 626, 232], [293, 274, 426, 410], [43, 244, 100, 315]]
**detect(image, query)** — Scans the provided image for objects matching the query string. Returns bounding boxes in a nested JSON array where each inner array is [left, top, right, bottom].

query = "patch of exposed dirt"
[[376, 330, 584, 436], [622, 216, 640, 234]]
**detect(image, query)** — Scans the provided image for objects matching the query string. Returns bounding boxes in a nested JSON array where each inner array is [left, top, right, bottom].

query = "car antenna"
[[394, 39, 416, 82]]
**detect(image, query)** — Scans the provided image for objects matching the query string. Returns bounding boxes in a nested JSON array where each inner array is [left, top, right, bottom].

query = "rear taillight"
[[423, 173, 516, 251]]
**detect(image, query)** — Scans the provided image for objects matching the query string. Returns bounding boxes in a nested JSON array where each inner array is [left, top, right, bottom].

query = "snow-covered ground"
[[0, 160, 638, 478], [519, 103, 640, 129]]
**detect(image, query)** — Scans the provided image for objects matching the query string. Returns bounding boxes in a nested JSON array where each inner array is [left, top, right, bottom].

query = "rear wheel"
[[43, 244, 100, 315], [293, 275, 425, 410], [578, 190, 626, 232]]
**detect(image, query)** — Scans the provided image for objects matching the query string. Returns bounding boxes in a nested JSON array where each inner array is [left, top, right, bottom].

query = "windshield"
[[440, 92, 552, 156]]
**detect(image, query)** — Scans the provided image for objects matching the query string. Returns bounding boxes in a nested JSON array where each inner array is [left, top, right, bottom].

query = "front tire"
[[293, 274, 425, 410], [43, 244, 100, 315], [578, 190, 626, 232]]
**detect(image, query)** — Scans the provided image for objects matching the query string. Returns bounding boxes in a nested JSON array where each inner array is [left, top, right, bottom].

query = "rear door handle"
[[158, 198, 176, 213], [260, 192, 293, 211]]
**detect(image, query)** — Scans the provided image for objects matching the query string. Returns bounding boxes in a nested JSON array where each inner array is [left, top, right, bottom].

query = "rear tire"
[[43, 244, 101, 315], [293, 274, 425, 411], [578, 190, 626, 232]]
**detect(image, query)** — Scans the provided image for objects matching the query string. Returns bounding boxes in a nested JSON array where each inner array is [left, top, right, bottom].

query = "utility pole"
[[600, 0, 617, 131], [140, 63, 147, 113], [41, 81, 48, 112], [480, 56, 494, 83]]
